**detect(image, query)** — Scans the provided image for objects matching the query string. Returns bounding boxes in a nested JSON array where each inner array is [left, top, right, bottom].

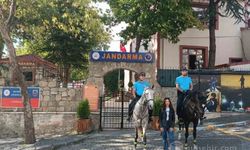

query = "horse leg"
[[134, 127, 138, 148], [193, 119, 199, 144], [184, 122, 190, 149], [142, 127, 147, 149], [178, 123, 182, 140]]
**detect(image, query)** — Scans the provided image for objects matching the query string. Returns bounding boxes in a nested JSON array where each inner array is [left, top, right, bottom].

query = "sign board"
[[0, 87, 40, 108], [90, 51, 154, 63]]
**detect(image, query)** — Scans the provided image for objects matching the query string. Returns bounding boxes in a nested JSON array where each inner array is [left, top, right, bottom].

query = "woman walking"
[[160, 97, 176, 150]]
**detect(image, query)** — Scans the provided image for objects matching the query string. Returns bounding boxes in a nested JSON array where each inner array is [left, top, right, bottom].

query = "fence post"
[[121, 90, 124, 129], [99, 96, 103, 131]]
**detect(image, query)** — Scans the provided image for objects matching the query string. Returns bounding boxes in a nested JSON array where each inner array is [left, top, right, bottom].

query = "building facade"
[[0, 54, 58, 86]]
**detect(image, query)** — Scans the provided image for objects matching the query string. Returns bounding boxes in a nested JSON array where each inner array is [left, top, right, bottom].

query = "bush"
[[153, 97, 162, 116], [128, 81, 133, 87], [77, 99, 90, 119]]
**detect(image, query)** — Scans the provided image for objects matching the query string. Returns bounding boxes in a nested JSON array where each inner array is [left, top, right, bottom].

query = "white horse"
[[132, 87, 154, 149]]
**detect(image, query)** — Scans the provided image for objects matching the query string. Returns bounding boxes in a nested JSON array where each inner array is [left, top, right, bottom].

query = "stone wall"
[[0, 112, 99, 138], [87, 61, 160, 96], [159, 87, 177, 107], [0, 79, 101, 138], [37, 79, 83, 112], [0, 79, 83, 112]]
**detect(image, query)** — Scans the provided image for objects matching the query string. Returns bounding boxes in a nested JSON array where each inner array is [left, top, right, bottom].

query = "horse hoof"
[[193, 139, 197, 144], [184, 143, 188, 149], [193, 144, 198, 150], [178, 133, 181, 140], [143, 144, 147, 150]]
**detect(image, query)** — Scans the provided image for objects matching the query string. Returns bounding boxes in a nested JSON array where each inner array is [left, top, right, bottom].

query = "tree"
[[0, 35, 4, 58], [0, 0, 36, 144], [15, 0, 109, 86], [104, 69, 124, 94], [208, 0, 248, 68], [107, 0, 201, 51]]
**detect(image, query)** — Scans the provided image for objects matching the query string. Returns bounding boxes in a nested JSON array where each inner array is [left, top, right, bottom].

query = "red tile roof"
[[0, 54, 57, 71]]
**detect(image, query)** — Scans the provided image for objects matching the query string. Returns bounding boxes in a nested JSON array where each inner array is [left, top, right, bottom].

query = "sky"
[[92, 2, 128, 52], [2, 1, 125, 57]]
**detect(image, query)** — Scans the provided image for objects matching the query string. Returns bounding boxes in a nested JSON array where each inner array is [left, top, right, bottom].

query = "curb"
[[207, 120, 249, 128], [15, 130, 95, 150]]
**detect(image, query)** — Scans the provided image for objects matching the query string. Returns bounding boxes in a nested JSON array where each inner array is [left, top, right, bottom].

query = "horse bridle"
[[136, 88, 154, 105], [140, 92, 154, 105]]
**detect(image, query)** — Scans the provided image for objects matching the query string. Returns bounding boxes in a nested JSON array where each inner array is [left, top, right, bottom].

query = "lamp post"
[[195, 59, 204, 91]]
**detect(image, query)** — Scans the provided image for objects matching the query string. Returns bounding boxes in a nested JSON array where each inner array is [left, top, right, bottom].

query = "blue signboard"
[[2, 87, 40, 98], [90, 51, 154, 63], [1, 87, 40, 108]]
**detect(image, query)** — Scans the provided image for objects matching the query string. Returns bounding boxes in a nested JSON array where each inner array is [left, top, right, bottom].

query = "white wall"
[[230, 63, 250, 71], [124, 70, 130, 91], [160, 9, 245, 69]]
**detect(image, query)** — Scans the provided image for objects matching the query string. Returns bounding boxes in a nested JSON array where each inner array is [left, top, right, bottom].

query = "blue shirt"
[[133, 81, 151, 96], [176, 75, 192, 91]]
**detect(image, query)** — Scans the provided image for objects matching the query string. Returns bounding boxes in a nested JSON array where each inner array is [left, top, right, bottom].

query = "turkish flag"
[[120, 42, 126, 52]]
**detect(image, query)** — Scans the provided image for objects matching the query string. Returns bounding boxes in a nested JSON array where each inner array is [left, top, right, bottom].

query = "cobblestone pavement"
[[58, 127, 250, 150]]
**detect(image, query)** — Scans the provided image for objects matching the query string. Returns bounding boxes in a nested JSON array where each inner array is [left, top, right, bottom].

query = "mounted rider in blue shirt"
[[127, 72, 152, 122], [175, 68, 193, 122]]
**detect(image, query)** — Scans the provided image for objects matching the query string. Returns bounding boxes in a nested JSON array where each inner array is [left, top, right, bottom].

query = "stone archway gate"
[[86, 51, 159, 129]]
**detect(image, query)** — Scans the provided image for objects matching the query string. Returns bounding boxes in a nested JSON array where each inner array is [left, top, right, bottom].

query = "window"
[[23, 71, 33, 81], [229, 58, 243, 64], [180, 46, 208, 69]]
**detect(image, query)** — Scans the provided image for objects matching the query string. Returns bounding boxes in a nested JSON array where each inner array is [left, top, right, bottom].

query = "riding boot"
[[148, 109, 153, 123], [127, 103, 133, 122], [127, 105, 134, 121]]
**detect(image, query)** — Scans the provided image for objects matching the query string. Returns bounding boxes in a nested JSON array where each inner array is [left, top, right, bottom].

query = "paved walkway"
[[1, 112, 249, 150]]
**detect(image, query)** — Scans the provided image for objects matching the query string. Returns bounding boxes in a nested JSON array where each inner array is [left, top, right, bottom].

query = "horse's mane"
[[187, 91, 207, 105]]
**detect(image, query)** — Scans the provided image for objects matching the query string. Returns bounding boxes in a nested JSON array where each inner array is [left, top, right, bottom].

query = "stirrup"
[[148, 116, 153, 123], [178, 118, 184, 125]]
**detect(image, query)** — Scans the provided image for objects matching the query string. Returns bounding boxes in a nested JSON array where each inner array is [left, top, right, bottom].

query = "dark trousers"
[[128, 95, 141, 117], [176, 91, 186, 119]]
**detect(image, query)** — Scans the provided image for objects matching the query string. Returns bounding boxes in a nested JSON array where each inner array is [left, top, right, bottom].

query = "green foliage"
[[0, 36, 4, 58], [128, 81, 133, 88], [77, 99, 90, 119], [10, 0, 110, 84], [153, 97, 162, 116], [106, 0, 201, 43], [70, 68, 88, 81], [104, 69, 124, 93], [218, 0, 247, 24], [16, 0, 109, 66]]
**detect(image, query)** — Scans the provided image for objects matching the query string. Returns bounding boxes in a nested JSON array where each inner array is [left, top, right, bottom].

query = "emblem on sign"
[[145, 53, 153, 62], [92, 52, 100, 60], [32, 90, 38, 97], [3, 89, 10, 96]]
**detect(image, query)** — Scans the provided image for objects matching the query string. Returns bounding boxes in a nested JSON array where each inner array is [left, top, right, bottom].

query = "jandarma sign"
[[90, 51, 154, 63]]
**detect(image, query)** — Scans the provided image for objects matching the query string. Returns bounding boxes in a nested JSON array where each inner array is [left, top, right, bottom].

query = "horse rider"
[[175, 68, 193, 123], [127, 72, 153, 122]]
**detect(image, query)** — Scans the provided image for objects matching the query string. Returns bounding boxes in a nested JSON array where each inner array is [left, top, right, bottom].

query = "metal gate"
[[99, 90, 133, 129]]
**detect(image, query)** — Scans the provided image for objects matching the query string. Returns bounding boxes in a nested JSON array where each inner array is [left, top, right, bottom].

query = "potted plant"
[[151, 97, 162, 130], [76, 99, 92, 134]]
